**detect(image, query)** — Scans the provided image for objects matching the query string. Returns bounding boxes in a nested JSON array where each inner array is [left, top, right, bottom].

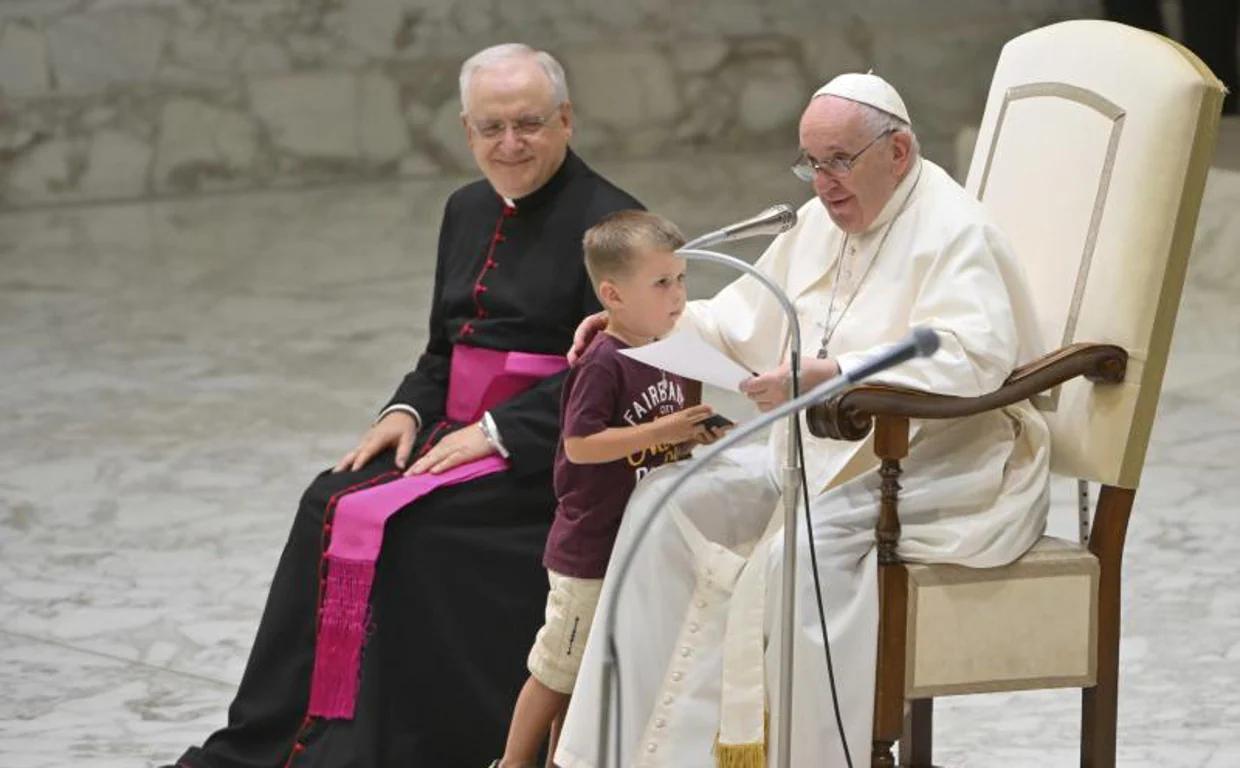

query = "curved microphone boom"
[[676, 248, 803, 363], [682, 204, 798, 250]]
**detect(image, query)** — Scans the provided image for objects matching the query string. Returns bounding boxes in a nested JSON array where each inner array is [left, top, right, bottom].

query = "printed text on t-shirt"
[[621, 377, 686, 481]]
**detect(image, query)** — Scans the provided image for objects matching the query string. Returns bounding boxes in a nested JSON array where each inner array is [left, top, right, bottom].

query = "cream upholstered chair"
[[807, 20, 1226, 768]]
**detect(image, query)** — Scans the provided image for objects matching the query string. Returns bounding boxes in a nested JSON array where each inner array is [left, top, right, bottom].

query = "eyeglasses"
[[468, 104, 564, 140], [791, 127, 896, 182]]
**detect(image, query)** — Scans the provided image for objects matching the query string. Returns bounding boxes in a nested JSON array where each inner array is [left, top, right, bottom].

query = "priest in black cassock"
[[167, 43, 643, 768]]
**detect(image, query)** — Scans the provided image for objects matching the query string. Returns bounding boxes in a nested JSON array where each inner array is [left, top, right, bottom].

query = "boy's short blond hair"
[[582, 210, 686, 288]]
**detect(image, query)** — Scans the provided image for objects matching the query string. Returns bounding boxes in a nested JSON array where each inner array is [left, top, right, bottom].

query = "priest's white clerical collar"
[[861, 157, 924, 237]]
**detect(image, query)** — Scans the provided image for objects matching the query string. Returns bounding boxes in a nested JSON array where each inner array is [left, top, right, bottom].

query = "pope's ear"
[[890, 130, 913, 170]]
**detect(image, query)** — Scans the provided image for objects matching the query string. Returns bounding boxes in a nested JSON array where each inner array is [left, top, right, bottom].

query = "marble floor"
[[1, 144, 1239, 767]]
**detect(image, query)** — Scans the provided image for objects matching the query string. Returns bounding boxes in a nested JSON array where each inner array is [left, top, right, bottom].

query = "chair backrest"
[[965, 20, 1224, 489]]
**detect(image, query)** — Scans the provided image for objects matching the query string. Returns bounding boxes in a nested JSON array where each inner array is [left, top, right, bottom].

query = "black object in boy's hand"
[[700, 413, 735, 430]]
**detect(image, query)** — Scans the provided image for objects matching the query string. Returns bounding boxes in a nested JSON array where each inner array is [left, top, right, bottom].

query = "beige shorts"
[[527, 570, 604, 694]]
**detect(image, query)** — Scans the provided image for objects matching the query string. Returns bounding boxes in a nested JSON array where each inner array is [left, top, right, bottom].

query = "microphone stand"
[[593, 323, 937, 767], [681, 247, 802, 768], [597, 245, 804, 768]]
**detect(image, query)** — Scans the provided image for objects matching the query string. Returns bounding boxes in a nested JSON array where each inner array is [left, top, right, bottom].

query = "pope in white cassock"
[[554, 73, 1051, 768]]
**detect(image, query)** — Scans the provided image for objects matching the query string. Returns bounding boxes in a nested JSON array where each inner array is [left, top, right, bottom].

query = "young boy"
[[491, 210, 723, 768]]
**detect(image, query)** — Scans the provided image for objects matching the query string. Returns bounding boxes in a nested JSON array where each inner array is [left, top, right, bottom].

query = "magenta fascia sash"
[[308, 345, 567, 719]]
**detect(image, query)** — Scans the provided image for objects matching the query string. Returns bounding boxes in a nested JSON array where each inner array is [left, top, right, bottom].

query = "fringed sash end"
[[308, 558, 375, 719], [713, 733, 767, 768], [714, 742, 766, 768]]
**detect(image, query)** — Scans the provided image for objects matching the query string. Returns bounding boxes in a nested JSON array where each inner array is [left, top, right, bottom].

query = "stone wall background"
[[0, 0, 1101, 209]]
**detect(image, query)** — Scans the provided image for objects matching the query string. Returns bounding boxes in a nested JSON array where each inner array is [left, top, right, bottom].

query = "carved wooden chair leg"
[[1080, 486, 1135, 768], [871, 564, 908, 768], [871, 416, 910, 768], [899, 698, 934, 767]]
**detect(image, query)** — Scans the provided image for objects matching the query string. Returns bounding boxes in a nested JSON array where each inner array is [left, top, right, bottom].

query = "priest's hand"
[[335, 411, 419, 473], [568, 311, 609, 365], [407, 423, 494, 476], [741, 358, 841, 412]]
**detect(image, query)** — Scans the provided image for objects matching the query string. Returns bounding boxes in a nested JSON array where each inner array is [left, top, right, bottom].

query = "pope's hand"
[[739, 364, 790, 411], [568, 311, 609, 365], [407, 423, 495, 476], [739, 358, 841, 412]]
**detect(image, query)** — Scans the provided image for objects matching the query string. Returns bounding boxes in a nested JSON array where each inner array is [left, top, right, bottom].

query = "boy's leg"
[[499, 676, 571, 767], [501, 572, 603, 766], [546, 710, 564, 767]]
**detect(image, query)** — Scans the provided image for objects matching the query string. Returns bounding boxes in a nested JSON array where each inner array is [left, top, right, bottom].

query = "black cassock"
[[177, 150, 642, 768]]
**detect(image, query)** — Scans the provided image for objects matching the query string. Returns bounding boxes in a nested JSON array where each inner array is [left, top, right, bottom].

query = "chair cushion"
[[904, 536, 1098, 698]]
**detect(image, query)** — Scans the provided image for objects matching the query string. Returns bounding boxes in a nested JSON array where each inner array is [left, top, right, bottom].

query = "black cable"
[[793, 410, 854, 768], [785, 351, 853, 767]]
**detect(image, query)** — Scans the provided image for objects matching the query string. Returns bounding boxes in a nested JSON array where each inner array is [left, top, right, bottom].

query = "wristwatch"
[[478, 411, 510, 458]]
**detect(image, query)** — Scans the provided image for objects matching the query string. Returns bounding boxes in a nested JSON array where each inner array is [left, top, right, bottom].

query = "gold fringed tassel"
[[714, 739, 758, 768], [713, 741, 766, 768], [712, 710, 769, 768]]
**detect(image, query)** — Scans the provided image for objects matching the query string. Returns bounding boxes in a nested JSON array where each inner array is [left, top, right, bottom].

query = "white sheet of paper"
[[618, 331, 754, 392]]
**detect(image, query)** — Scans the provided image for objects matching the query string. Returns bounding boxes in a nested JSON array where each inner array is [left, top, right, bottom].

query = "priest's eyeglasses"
[[469, 104, 564, 140], [792, 127, 896, 181]]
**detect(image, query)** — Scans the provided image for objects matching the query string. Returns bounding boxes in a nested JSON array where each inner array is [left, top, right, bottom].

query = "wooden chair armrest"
[[806, 342, 1128, 441]]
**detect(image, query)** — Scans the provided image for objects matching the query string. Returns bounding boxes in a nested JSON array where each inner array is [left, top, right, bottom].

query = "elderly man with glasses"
[[165, 43, 643, 768], [558, 73, 1051, 767]]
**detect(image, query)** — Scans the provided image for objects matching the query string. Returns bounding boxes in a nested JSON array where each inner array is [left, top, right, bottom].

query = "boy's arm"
[[563, 423, 666, 465], [564, 404, 713, 465]]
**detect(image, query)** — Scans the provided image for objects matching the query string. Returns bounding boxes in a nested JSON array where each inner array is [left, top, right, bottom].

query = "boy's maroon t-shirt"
[[544, 332, 689, 579]]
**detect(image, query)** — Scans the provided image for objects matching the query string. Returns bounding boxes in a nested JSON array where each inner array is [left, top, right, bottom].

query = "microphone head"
[[723, 204, 798, 239], [765, 204, 797, 234], [912, 327, 940, 357], [683, 204, 799, 250]]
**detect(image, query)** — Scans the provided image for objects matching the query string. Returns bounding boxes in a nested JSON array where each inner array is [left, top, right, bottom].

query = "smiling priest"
[[165, 44, 643, 768]]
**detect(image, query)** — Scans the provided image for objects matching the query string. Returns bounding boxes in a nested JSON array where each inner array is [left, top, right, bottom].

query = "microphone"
[[682, 204, 798, 250], [840, 327, 941, 385]]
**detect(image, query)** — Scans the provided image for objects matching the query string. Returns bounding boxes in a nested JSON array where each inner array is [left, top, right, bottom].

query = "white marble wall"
[[0, 0, 1098, 208]]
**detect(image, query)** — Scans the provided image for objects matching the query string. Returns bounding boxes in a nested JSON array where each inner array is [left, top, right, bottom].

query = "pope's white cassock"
[[555, 155, 1052, 767]]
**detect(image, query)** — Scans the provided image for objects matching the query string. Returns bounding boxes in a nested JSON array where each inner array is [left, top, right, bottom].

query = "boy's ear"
[[598, 279, 622, 307]]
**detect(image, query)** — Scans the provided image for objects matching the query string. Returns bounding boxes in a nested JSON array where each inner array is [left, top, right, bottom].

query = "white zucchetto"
[[813, 72, 911, 123]]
